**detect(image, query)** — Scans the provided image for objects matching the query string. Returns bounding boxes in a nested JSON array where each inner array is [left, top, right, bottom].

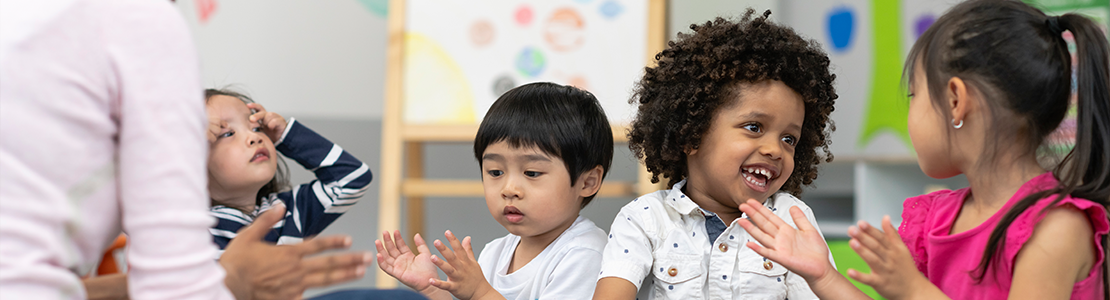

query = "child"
[[592, 9, 839, 300], [737, 0, 1110, 299], [204, 89, 373, 252], [376, 82, 613, 300]]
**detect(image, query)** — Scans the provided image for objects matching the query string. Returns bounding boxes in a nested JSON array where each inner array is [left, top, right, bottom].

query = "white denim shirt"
[[598, 180, 834, 300]]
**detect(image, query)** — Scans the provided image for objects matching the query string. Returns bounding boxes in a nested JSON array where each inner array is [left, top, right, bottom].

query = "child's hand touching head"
[[246, 102, 287, 144]]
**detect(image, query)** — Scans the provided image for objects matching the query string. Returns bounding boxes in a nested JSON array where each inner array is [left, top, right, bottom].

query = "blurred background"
[[170, 0, 1106, 298]]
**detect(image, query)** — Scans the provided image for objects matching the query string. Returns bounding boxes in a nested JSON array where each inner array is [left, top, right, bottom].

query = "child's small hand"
[[847, 216, 929, 300], [246, 103, 287, 143], [375, 231, 443, 295], [429, 230, 502, 300], [737, 199, 837, 284]]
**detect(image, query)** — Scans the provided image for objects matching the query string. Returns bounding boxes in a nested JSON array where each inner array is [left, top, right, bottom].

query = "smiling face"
[[685, 80, 804, 209], [481, 141, 591, 242], [206, 95, 277, 210]]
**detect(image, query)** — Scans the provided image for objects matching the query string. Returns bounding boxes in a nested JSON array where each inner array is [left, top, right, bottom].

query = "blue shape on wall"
[[600, 0, 624, 19], [515, 47, 546, 78], [827, 7, 855, 52]]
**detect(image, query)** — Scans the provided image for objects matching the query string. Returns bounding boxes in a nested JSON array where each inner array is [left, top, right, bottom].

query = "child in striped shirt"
[[204, 89, 372, 253]]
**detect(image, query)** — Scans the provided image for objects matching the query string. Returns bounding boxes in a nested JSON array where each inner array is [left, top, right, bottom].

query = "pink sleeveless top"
[[898, 173, 1108, 299]]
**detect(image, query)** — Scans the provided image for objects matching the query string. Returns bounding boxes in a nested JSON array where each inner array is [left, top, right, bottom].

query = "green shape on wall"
[[859, 0, 911, 148], [356, 0, 389, 18]]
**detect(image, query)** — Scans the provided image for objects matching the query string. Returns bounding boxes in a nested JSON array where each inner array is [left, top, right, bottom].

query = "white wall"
[[175, 0, 388, 120]]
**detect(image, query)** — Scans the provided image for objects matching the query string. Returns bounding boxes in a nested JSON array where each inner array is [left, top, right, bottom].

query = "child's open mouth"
[[251, 148, 270, 163], [504, 206, 524, 223], [741, 164, 778, 193]]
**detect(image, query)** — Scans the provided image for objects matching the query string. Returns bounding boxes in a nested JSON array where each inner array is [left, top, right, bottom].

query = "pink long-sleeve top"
[[0, 0, 234, 298]]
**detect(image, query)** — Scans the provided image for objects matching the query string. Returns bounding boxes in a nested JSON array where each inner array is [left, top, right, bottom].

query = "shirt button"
[[763, 261, 774, 270], [668, 267, 678, 277], [718, 243, 728, 252]]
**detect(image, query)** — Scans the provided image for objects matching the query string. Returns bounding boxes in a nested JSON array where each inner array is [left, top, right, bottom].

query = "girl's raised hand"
[[737, 199, 836, 283], [847, 216, 937, 300], [247, 103, 287, 143], [429, 230, 503, 300]]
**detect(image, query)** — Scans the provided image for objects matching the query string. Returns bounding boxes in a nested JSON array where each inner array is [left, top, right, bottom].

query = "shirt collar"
[[665, 179, 781, 217]]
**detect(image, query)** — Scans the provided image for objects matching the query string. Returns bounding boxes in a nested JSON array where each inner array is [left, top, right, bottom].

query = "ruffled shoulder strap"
[[1004, 195, 1109, 274], [899, 189, 961, 274]]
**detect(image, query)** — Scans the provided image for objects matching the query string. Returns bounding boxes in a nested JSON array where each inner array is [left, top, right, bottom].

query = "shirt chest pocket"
[[650, 254, 703, 299], [734, 256, 789, 299]]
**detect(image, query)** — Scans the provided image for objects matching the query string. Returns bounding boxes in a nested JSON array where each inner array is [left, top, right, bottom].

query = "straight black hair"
[[905, 0, 1109, 284], [204, 88, 291, 209], [473, 82, 614, 207]]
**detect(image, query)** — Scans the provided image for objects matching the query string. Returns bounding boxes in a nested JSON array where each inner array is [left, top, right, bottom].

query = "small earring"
[[952, 119, 963, 129]]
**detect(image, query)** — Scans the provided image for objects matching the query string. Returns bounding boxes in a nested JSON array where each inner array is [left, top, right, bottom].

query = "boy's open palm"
[[375, 231, 441, 294], [737, 199, 835, 282], [429, 230, 503, 300], [247, 103, 287, 142]]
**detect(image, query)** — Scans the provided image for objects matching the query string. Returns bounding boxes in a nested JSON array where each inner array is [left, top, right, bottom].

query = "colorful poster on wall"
[[402, 0, 648, 124]]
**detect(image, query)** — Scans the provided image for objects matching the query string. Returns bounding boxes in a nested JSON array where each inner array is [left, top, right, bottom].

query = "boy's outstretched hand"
[[429, 230, 504, 300], [847, 216, 944, 300], [737, 199, 870, 300], [737, 199, 837, 283], [375, 231, 451, 300], [247, 102, 287, 143]]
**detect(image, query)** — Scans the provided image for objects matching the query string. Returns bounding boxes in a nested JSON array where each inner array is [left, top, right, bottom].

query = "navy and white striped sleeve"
[[272, 118, 372, 239], [209, 205, 251, 253]]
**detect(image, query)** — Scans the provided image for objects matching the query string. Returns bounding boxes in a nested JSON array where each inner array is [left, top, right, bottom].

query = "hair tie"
[[1046, 16, 1064, 35]]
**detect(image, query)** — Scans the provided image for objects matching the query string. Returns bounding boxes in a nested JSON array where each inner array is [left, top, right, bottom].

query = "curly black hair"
[[627, 9, 837, 196]]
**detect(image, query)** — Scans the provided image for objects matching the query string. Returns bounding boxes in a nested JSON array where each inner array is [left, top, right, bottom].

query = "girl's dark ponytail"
[[1054, 13, 1110, 202], [1054, 14, 1110, 299]]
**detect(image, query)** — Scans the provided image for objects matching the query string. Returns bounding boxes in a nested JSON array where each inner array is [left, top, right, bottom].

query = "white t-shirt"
[[478, 216, 607, 300], [599, 179, 834, 300]]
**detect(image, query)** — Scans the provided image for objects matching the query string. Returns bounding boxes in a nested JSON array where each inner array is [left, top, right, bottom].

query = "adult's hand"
[[220, 202, 371, 300]]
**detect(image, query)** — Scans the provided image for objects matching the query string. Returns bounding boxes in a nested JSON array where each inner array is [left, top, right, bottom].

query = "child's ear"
[[946, 77, 973, 126], [577, 165, 605, 198]]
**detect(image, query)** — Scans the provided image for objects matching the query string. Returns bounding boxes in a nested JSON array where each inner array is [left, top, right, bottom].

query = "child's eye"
[[782, 135, 798, 146], [487, 170, 503, 177], [742, 123, 762, 133], [218, 131, 234, 138], [524, 171, 542, 178], [251, 127, 262, 132]]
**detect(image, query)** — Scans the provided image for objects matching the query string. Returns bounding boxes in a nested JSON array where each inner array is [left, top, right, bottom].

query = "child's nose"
[[759, 138, 783, 160], [247, 132, 264, 146], [501, 176, 523, 199]]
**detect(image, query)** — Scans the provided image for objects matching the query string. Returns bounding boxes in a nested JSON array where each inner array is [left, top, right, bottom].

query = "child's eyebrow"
[[481, 153, 552, 163], [482, 153, 504, 161], [520, 154, 552, 163], [738, 111, 771, 120]]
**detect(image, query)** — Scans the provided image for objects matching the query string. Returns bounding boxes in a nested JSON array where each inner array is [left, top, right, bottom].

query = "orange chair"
[[92, 234, 127, 276]]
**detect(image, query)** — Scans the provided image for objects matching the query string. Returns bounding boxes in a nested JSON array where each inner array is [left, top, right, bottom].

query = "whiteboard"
[[401, 0, 649, 124]]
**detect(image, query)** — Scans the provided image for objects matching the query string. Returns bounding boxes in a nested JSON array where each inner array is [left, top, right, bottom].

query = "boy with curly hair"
[[593, 9, 838, 300]]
